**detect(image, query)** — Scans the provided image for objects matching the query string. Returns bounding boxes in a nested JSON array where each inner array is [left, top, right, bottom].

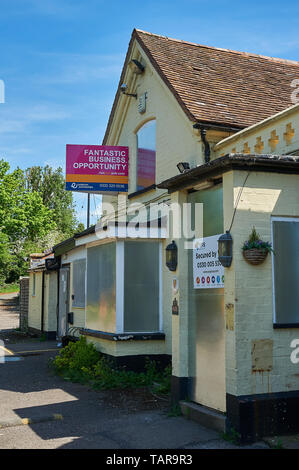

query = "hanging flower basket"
[[242, 248, 268, 265], [242, 227, 273, 266]]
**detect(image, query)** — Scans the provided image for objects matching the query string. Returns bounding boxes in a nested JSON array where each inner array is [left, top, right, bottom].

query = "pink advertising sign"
[[65, 144, 129, 193]]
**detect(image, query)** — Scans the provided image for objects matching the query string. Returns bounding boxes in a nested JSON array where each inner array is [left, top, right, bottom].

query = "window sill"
[[273, 323, 299, 329], [128, 184, 156, 199], [79, 328, 165, 341]]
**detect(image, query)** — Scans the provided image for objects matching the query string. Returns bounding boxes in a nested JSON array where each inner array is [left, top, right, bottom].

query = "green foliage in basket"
[[242, 227, 273, 253]]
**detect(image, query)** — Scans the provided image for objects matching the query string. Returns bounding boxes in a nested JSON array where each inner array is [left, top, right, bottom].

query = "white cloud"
[[0, 104, 70, 136], [43, 158, 65, 170], [0, 146, 32, 155], [33, 52, 124, 85], [0, 120, 27, 134]]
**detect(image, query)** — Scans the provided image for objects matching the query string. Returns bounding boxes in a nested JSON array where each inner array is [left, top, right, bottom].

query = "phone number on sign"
[[197, 260, 222, 268]]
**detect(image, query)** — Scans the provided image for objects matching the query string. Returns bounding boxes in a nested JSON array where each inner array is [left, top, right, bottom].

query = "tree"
[[24, 165, 77, 238], [0, 160, 53, 243], [0, 232, 13, 286], [0, 160, 54, 284], [76, 222, 85, 233], [0, 160, 84, 285]]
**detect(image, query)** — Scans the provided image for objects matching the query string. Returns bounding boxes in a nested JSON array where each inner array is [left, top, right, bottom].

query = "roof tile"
[[135, 30, 299, 129]]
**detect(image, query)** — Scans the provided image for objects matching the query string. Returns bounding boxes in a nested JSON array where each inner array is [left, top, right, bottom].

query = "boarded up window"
[[72, 259, 86, 308], [124, 241, 160, 332], [86, 243, 116, 332], [272, 220, 299, 324]]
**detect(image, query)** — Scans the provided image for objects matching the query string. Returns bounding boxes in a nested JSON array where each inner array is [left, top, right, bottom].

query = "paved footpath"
[[0, 292, 19, 332]]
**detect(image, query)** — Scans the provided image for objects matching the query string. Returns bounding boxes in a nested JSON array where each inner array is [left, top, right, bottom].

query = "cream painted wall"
[[105, 42, 204, 192], [103, 40, 231, 216], [215, 104, 299, 157], [86, 335, 166, 357], [99, 40, 231, 359], [44, 271, 57, 332], [223, 170, 299, 397], [28, 271, 43, 331], [29, 271, 57, 333]]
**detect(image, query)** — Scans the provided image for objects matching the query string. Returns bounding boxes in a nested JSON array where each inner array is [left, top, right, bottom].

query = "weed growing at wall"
[[51, 336, 171, 393]]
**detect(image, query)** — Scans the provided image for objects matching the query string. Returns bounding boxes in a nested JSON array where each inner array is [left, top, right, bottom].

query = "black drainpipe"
[[56, 264, 60, 338], [200, 127, 211, 163], [193, 123, 211, 163], [41, 270, 45, 334]]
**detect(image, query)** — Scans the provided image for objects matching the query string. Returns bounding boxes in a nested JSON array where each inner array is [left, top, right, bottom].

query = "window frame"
[[72, 258, 86, 309], [271, 216, 299, 328], [116, 240, 163, 334], [136, 119, 156, 192], [86, 240, 163, 334], [32, 273, 36, 296]]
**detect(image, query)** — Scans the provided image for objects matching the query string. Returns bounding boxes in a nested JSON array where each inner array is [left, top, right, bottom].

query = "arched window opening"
[[136, 120, 156, 191]]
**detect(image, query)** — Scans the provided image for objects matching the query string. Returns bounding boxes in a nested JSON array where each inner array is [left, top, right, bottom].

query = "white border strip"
[[271, 216, 299, 323], [116, 241, 124, 333]]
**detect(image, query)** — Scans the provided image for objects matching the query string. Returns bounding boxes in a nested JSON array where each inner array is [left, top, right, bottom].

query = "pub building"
[[28, 29, 299, 442]]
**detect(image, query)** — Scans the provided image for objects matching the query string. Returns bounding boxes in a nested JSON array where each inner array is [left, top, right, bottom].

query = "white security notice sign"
[[193, 234, 224, 289]]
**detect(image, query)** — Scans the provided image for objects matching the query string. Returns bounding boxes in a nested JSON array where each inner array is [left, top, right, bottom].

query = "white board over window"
[[193, 234, 224, 289]]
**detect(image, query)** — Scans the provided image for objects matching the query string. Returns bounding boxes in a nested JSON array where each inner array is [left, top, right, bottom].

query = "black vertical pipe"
[[41, 270, 45, 334], [200, 127, 211, 163], [56, 267, 60, 338], [87, 193, 90, 228]]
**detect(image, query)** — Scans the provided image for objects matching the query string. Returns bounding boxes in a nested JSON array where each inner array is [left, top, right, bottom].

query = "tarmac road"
[[0, 293, 271, 450]]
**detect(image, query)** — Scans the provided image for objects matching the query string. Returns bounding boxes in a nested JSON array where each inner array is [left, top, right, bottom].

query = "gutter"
[[214, 102, 299, 151], [193, 121, 242, 134], [74, 225, 96, 238], [157, 153, 299, 193]]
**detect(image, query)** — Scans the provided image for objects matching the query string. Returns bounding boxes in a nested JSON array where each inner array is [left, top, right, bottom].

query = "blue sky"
[[1, 0, 299, 224]]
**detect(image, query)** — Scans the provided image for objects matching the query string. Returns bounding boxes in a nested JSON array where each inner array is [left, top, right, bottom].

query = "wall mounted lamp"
[[129, 59, 145, 74], [166, 240, 178, 272], [218, 231, 233, 267], [177, 162, 190, 173], [120, 83, 137, 98]]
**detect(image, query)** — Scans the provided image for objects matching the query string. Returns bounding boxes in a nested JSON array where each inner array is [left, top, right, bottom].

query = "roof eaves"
[[102, 30, 138, 145], [157, 154, 299, 193], [74, 225, 96, 239], [53, 236, 76, 256]]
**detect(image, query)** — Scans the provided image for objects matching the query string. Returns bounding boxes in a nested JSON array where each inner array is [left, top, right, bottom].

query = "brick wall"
[[19, 276, 29, 331]]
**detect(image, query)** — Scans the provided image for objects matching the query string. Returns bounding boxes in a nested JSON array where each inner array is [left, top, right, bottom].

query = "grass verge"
[[0, 283, 19, 294]]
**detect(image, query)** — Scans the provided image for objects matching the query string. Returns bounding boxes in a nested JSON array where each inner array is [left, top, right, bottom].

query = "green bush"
[[53, 337, 100, 383], [52, 336, 171, 393]]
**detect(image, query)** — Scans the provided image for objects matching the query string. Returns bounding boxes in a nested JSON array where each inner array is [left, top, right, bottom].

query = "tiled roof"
[[103, 29, 299, 141], [135, 30, 299, 129]]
